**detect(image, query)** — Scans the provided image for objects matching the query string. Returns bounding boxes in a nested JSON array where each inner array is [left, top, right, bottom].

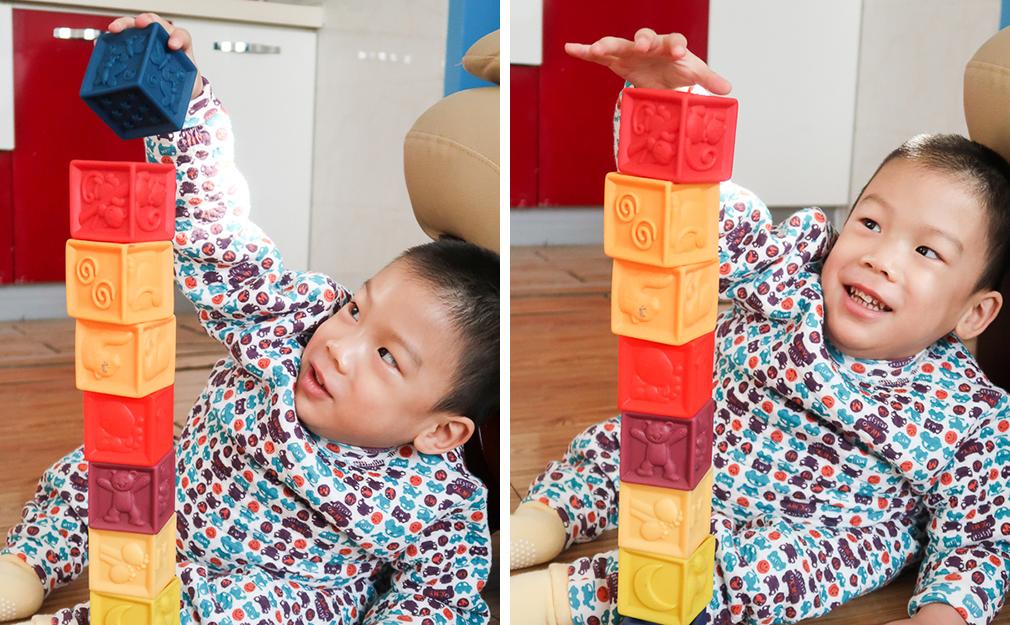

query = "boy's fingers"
[[590, 36, 633, 59], [107, 16, 136, 32], [699, 68, 732, 95], [633, 28, 657, 53]]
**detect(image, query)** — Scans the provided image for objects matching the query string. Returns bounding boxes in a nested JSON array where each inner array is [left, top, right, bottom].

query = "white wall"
[[308, 0, 449, 292]]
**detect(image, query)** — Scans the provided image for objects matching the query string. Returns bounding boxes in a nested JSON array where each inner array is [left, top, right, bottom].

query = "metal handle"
[[214, 42, 280, 54], [53, 28, 105, 41]]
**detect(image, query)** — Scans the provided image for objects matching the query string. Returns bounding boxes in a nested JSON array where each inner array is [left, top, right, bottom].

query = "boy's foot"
[[510, 502, 567, 570], [0, 556, 44, 623], [510, 565, 573, 625]]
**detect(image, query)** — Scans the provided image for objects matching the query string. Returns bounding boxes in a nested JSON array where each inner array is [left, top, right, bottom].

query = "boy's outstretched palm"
[[565, 28, 732, 94]]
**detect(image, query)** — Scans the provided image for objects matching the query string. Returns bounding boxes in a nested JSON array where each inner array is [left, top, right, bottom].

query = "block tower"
[[605, 87, 737, 625], [65, 21, 197, 625]]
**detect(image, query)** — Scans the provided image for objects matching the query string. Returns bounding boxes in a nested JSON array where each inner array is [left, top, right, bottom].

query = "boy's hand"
[[565, 28, 731, 94], [885, 603, 968, 625], [108, 13, 203, 101]]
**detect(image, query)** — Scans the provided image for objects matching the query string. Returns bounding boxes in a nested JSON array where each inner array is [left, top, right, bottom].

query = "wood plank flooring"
[[0, 312, 498, 621], [509, 244, 1003, 625]]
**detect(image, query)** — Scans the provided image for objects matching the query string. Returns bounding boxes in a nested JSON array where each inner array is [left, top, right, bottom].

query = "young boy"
[[510, 29, 1010, 625], [0, 13, 498, 625]]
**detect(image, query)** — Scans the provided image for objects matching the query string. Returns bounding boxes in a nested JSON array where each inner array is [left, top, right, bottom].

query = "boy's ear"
[[413, 414, 475, 455], [956, 289, 1003, 340]]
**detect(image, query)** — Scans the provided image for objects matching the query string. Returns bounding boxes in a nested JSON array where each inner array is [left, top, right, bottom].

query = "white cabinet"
[[169, 18, 317, 272]]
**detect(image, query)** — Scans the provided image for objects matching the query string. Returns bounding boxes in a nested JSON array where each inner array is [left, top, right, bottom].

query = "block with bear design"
[[620, 403, 714, 492], [66, 240, 173, 324], [611, 258, 718, 346], [617, 536, 715, 625], [69, 160, 176, 243], [618, 470, 712, 559], [75, 316, 175, 398], [604, 173, 718, 268], [89, 514, 176, 599], [90, 576, 181, 625], [89, 449, 175, 534], [618, 88, 737, 184], [618, 334, 714, 419], [84, 386, 175, 466]]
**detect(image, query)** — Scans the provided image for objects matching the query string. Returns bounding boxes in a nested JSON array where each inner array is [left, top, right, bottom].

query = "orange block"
[[89, 514, 176, 600], [76, 317, 175, 398], [604, 173, 718, 268], [611, 258, 718, 346], [617, 536, 715, 625], [66, 240, 173, 324], [90, 576, 181, 625], [618, 471, 713, 559]]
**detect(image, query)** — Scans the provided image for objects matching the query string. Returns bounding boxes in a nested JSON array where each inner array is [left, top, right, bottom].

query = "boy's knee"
[[510, 502, 567, 570]]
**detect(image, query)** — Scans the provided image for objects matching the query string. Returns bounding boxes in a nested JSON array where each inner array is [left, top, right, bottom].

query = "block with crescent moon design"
[[90, 575, 181, 625], [617, 536, 715, 625]]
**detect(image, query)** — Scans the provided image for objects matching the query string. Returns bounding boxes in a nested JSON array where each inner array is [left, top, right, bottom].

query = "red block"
[[88, 448, 175, 535], [69, 160, 176, 243], [83, 386, 174, 466], [618, 333, 714, 419], [620, 401, 714, 491], [618, 88, 737, 184]]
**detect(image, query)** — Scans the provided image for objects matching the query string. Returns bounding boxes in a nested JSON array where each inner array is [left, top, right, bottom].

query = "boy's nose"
[[326, 336, 368, 374], [861, 250, 898, 280]]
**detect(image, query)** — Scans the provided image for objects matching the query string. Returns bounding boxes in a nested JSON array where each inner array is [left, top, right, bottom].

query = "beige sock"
[[0, 556, 44, 623], [509, 564, 574, 625], [510, 502, 568, 570]]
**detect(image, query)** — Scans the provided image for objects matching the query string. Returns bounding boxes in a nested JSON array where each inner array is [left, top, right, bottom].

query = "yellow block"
[[619, 470, 712, 559], [75, 316, 175, 398], [611, 258, 718, 346], [66, 240, 174, 324], [618, 536, 715, 625], [604, 173, 719, 268], [89, 514, 176, 599], [90, 576, 181, 625]]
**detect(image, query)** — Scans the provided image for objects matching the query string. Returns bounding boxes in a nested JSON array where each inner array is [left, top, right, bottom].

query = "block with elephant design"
[[84, 386, 175, 467], [618, 334, 714, 418]]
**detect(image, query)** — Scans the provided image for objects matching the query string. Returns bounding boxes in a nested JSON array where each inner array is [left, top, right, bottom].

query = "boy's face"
[[822, 159, 993, 360], [294, 261, 463, 448]]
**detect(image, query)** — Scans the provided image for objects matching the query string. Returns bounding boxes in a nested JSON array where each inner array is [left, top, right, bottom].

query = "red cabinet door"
[[11, 9, 145, 284], [512, 2, 708, 208]]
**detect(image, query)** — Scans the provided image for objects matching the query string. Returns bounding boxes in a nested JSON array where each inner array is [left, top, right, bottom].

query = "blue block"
[[80, 22, 198, 140]]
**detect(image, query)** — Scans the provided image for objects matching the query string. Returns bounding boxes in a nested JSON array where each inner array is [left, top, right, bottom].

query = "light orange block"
[[611, 258, 719, 346], [619, 470, 713, 559], [66, 240, 173, 324], [89, 514, 176, 599], [90, 576, 181, 625], [617, 536, 715, 625], [76, 316, 175, 398], [604, 173, 718, 268]]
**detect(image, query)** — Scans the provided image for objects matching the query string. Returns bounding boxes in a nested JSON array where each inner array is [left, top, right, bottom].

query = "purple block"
[[88, 449, 175, 534], [620, 401, 713, 491]]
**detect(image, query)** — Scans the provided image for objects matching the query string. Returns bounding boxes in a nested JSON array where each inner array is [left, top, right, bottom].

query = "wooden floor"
[[0, 312, 499, 621], [509, 245, 1004, 625]]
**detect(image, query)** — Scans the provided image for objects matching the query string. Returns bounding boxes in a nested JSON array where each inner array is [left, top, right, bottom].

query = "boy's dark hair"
[[859, 133, 1010, 292], [396, 238, 499, 427]]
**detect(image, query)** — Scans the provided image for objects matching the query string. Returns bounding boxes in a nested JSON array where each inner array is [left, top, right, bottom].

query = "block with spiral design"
[[66, 240, 173, 324]]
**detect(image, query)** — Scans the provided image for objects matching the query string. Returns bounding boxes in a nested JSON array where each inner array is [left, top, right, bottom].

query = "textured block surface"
[[617, 536, 715, 625], [611, 258, 719, 345], [618, 470, 712, 559], [69, 160, 176, 243], [618, 88, 737, 184], [84, 386, 175, 466], [75, 316, 175, 398], [89, 513, 176, 599], [91, 576, 181, 625], [89, 449, 175, 534], [618, 333, 715, 418], [604, 173, 718, 268], [80, 22, 198, 140], [66, 240, 173, 324], [620, 403, 714, 491]]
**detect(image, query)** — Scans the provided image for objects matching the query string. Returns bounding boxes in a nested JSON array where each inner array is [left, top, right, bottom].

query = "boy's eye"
[[378, 347, 398, 368], [916, 246, 940, 260], [348, 302, 359, 321], [861, 218, 880, 232]]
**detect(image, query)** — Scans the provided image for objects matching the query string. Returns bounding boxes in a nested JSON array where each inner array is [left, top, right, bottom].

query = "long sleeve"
[[362, 471, 491, 625], [909, 402, 1010, 625], [145, 78, 350, 380], [523, 417, 622, 548]]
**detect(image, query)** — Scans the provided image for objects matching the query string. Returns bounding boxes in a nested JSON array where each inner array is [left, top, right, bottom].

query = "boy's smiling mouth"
[[845, 284, 892, 314], [302, 361, 333, 400]]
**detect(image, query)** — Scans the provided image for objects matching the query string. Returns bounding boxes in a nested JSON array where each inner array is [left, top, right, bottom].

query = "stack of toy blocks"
[[64, 21, 197, 625], [606, 87, 737, 625]]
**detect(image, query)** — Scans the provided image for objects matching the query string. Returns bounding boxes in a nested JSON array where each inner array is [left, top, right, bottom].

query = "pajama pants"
[[2, 446, 376, 625], [525, 419, 928, 625]]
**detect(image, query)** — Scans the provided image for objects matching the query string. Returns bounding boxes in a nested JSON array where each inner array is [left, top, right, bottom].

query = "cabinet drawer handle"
[[53, 28, 105, 41], [214, 42, 280, 54]]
